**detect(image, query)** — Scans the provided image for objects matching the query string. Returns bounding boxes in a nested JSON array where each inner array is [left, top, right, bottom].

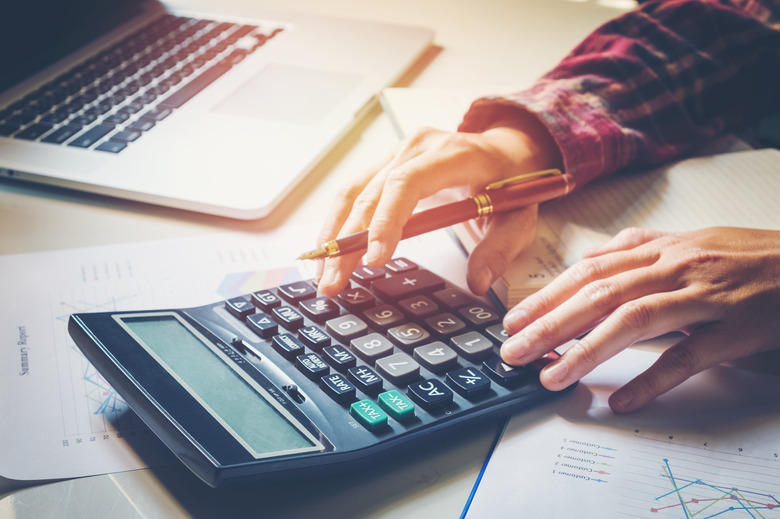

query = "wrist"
[[481, 108, 563, 177]]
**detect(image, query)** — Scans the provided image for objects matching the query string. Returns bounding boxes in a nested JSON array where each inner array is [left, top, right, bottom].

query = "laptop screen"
[[0, 0, 142, 93]]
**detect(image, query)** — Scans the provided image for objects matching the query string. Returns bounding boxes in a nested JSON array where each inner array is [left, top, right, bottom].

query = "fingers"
[[608, 323, 734, 413], [466, 205, 538, 295], [503, 243, 663, 337], [535, 285, 716, 389], [582, 227, 666, 258], [317, 127, 515, 295]]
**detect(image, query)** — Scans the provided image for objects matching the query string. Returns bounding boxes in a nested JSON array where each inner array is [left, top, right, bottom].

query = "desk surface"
[[0, 1, 634, 517]]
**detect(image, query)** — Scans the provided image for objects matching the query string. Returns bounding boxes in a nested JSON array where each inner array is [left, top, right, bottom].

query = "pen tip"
[[297, 248, 327, 260]]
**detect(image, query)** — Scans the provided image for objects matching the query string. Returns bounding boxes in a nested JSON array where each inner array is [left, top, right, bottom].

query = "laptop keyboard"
[[0, 14, 282, 153]]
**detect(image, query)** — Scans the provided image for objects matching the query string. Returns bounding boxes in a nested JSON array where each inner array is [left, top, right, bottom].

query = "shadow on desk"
[[1, 416, 499, 519]]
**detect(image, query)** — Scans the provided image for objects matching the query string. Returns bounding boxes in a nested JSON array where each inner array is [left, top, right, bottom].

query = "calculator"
[[68, 258, 574, 487]]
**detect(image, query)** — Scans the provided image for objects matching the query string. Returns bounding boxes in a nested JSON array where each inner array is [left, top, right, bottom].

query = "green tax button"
[[378, 390, 415, 421], [350, 399, 389, 431]]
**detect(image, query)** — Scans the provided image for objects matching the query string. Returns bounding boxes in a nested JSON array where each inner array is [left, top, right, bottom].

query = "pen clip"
[[485, 169, 562, 191]]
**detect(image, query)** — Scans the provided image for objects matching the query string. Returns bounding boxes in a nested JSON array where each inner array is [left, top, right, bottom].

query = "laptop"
[[0, 0, 433, 219]]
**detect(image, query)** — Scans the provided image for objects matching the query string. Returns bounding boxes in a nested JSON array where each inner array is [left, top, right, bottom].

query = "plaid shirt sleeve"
[[459, 0, 780, 187]]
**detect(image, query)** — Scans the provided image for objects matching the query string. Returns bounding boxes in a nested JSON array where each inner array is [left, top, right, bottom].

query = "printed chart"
[[465, 348, 780, 519], [0, 231, 312, 480], [617, 433, 780, 518]]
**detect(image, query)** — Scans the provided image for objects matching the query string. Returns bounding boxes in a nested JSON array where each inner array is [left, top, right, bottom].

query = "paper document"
[[0, 225, 468, 482], [464, 345, 780, 518]]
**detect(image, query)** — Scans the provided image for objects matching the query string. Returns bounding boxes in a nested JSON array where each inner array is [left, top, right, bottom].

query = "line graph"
[[615, 433, 780, 518], [651, 458, 780, 517], [55, 288, 150, 438]]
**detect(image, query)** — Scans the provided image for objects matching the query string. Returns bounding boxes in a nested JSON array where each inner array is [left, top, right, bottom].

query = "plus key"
[[372, 269, 445, 301]]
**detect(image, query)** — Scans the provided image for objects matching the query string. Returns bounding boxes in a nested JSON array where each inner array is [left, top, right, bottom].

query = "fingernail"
[[542, 360, 569, 385], [366, 240, 384, 264], [474, 264, 494, 294], [319, 264, 335, 288], [502, 333, 529, 362], [609, 390, 634, 412], [503, 306, 529, 332]]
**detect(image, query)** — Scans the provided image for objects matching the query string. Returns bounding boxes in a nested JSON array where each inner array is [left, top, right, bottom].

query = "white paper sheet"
[[464, 345, 780, 518], [0, 225, 468, 481]]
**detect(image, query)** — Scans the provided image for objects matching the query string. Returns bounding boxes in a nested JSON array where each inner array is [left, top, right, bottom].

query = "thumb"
[[466, 205, 538, 295]]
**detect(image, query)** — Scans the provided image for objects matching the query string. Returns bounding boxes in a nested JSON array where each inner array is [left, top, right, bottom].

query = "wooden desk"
[[0, 1, 633, 516]]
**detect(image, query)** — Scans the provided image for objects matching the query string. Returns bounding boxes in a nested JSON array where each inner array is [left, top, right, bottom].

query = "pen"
[[297, 169, 575, 260]]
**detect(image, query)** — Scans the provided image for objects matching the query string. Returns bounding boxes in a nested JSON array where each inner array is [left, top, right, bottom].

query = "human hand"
[[501, 226, 780, 413], [314, 110, 562, 297]]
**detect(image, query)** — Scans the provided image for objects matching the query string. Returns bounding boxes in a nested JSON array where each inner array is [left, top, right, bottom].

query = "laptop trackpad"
[[213, 64, 363, 126]]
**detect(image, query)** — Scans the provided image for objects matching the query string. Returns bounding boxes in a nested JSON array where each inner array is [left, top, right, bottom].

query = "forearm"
[[461, 0, 780, 187]]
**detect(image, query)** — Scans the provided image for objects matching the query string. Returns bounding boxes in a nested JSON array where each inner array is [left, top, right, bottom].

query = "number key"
[[397, 295, 439, 318], [387, 323, 430, 350], [413, 341, 458, 373], [350, 333, 394, 362], [375, 352, 420, 386], [424, 312, 466, 338], [326, 314, 368, 341], [458, 304, 501, 328], [363, 304, 404, 330]]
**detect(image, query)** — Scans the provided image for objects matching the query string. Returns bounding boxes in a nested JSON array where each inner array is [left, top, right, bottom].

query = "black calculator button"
[[337, 287, 375, 311], [363, 304, 405, 331], [350, 333, 394, 362], [449, 331, 495, 361], [271, 333, 305, 359], [278, 281, 317, 303], [387, 323, 430, 350], [320, 373, 356, 404], [299, 297, 340, 323], [372, 269, 445, 301], [458, 304, 501, 328], [348, 365, 384, 395], [326, 314, 368, 342], [352, 264, 385, 286], [350, 399, 388, 431], [377, 389, 416, 421], [375, 352, 420, 386], [322, 345, 356, 371], [251, 289, 281, 311], [446, 367, 491, 398], [246, 311, 278, 339], [482, 357, 533, 387], [407, 379, 454, 410], [384, 257, 417, 274], [225, 297, 254, 319], [397, 295, 439, 318], [424, 312, 467, 338], [413, 341, 458, 373], [432, 287, 475, 309], [296, 353, 330, 380], [298, 325, 331, 351], [272, 305, 304, 330]]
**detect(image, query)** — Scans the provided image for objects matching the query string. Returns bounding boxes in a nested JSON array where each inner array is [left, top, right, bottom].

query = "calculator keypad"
[[222, 258, 538, 433]]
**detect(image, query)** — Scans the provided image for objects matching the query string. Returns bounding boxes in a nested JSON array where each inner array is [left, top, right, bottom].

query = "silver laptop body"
[[0, 0, 433, 219]]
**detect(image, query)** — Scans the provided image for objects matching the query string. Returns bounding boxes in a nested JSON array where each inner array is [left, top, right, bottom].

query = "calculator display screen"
[[117, 313, 322, 459]]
